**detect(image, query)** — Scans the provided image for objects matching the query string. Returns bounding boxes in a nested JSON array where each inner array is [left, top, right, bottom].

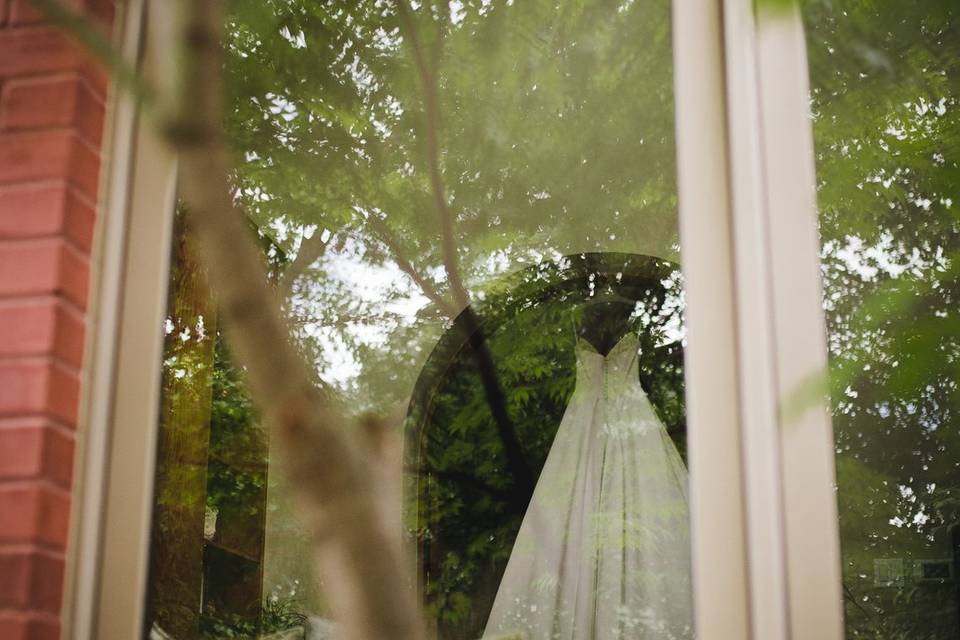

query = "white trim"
[[672, 1, 752, 638], [63, 0, 179, 636], [92, 118, 176, 639], [677, 4, 844, 639], [754, 8, 844, 639], [721, 1, 792, 638], [710, 3, 845, 637], [62, 0, 147, 637]]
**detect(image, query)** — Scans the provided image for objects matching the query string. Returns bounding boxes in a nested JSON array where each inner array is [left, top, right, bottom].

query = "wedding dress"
[[484, 333, 693, 640]]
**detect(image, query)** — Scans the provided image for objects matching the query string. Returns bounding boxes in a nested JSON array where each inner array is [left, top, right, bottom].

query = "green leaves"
[[755, 0, 801, 16], [808, 1, 960, 635]]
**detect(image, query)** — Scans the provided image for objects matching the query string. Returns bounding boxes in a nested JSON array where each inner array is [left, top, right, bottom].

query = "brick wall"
[[0, 1, 114, 638]]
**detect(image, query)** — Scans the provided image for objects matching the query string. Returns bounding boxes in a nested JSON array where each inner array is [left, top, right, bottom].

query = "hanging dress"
[[484, 333, 693, 640]]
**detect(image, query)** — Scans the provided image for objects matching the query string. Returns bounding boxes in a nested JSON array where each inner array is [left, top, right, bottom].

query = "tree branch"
[[166, 2, 424, 638], [398, 3, 534, 496], [396, 3, 468, 307], [281, 228, 332, 296], [365, 212, 458, 317]]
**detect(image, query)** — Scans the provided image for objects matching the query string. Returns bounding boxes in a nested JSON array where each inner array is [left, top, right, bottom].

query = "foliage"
[[206, 335, 265, 513], [219, 0, 676, 403], [806, 0, 960, 636], [199, 593, 308, 639]]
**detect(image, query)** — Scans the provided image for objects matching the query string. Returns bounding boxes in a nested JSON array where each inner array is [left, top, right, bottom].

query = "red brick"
[[0, 612, 60, 640], [40, 433, 72, 489], [6, 0, 45, 24], [0, 240, 90, 309], [0, 28, 77, 78], [0, 303, 55, 359], [0, 551, 64, 612], [0, 188, 65, 240], [0, 243, 61, 299], [0, 0, 114, 627], [9, 0, 115, 30], [0, 615, 59, 640], [0, 75, 105, 146], [0, 363, 49, 417], [0, 614, 60, 640], [0, 299, 85, 367], [0, 26, 106, 92], [60, 244, 92, 309], [8, 0, 48, 24], [54, 304, 85, 368], [0, 421, 74, 488], [0, 616, 27, 640], [0, 185, 96, 252], [59, 188, 94, 251], [28, 554, 64, 613], [0, 360, 79, 425], [0, 423, 43, 480], [0, 485, 69, 548], [45, 364, 78, 426], [0, 130, 100, 200], [0, 553, 31, 607]]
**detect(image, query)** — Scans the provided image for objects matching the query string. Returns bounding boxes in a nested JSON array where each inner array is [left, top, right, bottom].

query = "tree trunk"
[[146, 213, 217, 639], [165, 2, 426, 638]]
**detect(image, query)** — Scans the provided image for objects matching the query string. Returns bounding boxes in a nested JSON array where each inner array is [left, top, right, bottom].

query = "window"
[[78, 1, 849, 638], [142, 2, 699, 638], [806, 1, 960, 637]]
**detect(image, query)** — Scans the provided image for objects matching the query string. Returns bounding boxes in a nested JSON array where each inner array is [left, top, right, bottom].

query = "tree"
[[805, 0, 960, 636]]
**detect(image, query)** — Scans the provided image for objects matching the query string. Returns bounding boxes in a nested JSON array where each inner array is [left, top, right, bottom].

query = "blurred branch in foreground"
[[35, 0, 427, 638]]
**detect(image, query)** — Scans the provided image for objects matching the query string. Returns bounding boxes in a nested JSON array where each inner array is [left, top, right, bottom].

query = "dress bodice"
[[574, 332, 640, 393]]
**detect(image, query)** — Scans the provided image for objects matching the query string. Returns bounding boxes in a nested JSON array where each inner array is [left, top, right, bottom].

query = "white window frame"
[[64, 1, 178, 637], [674, 1, 844, 638], [65, 1, 846, 638]]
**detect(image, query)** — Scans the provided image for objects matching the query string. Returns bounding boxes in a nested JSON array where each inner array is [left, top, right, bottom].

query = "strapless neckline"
[[574, 332, 641, 392], [575, 332, 640, 359]]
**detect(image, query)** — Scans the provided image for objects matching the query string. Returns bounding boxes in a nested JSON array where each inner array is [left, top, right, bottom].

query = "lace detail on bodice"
[[574, 332, 640, 394]]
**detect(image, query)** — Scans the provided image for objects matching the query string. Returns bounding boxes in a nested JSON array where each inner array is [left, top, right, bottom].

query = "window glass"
[[806, 2, 960, 636], [143, 2, 693, 638]]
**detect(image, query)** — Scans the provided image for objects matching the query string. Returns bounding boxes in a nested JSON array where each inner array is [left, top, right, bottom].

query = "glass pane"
[[806, 1, 960, 637], [144, 2, 693, 638]]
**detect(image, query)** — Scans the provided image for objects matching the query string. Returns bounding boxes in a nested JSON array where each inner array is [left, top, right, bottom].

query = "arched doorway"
[[404, 252, 687, 638]]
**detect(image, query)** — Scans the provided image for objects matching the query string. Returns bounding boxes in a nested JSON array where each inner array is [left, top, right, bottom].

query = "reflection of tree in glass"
[[144, 0, 679, 634], [223, 0, 676, 397], [806, 0, 960, 636], [221, 2, 679, 628], [148, 212, 315, 637], [405, 254, 685, 638], [147, 213, 220, 638]]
